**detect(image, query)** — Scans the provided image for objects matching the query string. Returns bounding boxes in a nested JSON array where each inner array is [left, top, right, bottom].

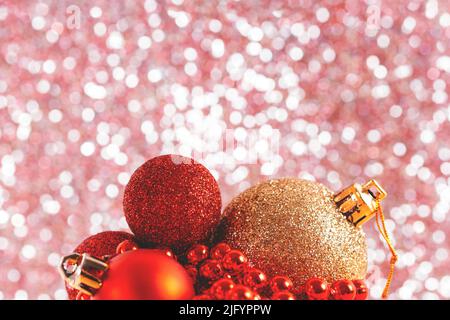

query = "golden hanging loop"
[[374, 200, 398, 299], [334, 179, 397, 299]]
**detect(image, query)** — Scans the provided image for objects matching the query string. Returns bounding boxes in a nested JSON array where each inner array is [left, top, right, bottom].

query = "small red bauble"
[[187, 244, 209, 265], [243, 269, 268, 290], [67, 231, 136, 300], [222, 250, 248, 272], [93, 249, 194, 300], [116, 240, 139, 254], [331, 279, 357, 300], [123, 155, 222, 252], [353, 280, 369, 300], [210, 243, 231, 260], [210, 279, 235, 299], [304, 278, 330, 300], [272, 291, 296, 300], [226, 285, 256, 300], [199, 259, 223, 281], [270, 276, 294, 293]]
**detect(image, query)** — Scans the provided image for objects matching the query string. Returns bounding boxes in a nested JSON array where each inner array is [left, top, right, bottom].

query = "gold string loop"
[[374, 200, 398, 299]]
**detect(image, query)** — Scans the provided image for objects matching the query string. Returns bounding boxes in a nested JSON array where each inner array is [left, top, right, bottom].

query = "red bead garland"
[[110, 241, 369, 300]]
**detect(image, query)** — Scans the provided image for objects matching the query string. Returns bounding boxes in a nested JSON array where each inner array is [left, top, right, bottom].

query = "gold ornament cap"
[[333, 179, 387, 227], [58, 253, 109, 296]]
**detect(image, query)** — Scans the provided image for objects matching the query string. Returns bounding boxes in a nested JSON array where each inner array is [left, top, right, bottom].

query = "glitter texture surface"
[[123, 154, 221, 251], [221, 178, 368, 285], [0, 0, 449, 300]]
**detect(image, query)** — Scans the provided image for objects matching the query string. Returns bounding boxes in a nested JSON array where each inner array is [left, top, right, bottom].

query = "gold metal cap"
[[58, 253, 109, 296], [333, 179, 387, 227]]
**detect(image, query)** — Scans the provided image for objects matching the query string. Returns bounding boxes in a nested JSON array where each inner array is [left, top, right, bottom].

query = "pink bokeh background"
[[0, 0, 449, 299]]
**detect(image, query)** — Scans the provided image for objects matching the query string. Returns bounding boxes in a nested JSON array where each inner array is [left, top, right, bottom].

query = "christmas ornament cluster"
[[60, 154, 395, 300]]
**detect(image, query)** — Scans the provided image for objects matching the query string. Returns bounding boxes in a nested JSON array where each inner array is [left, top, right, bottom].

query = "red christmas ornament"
[[243, 269, 268, 290], [353, 280, 369, 300], [199, 259, 223, 281], [210, 243, 231, 260], [272, 291, 296, 300], [222, 250, 248, 272], [226, 285, 256, 300], [93, 249, 194, 300], [123, 155, 222, 251], [270, 276, 294, 293], [66, 231, 136, 300], [304, 278, 330, 300], [187, 244, 209, 265], [331, 279, 357, 300], [210, 279, 235, 299]]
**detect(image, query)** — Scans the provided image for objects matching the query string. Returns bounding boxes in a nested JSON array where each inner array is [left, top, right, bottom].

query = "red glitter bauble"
[[304, 278, 330, 300], [93, 249, 194, 300], [123, 155, 222, 251], [66, 231, 136, 300]]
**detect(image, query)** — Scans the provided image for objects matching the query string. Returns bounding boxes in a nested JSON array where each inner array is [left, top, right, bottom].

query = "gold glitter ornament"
[[220, 178, 391, 290]]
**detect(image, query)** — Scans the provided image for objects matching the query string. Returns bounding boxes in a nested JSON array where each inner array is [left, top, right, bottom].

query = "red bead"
[[353, 280, 369, 300], [304, 278, 330, 300], [116, 240, 139, 254], [272, 291, 296, 300], [210, 243, 231, 260], [210, 279, 235, 299], [270, 276, 294, 293], [199, 259, 223, 281], [222, 250, 248, 272], [243, 269, 268, 290], [186, 244, 209, 265], [226, 285, 256, 300], [192, 294, 212, 300], [185, 265, 198, 280], [331, 280, 357, 300]]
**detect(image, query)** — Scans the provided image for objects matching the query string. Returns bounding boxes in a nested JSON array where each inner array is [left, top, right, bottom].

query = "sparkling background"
[[0, 0, 449, 300]]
